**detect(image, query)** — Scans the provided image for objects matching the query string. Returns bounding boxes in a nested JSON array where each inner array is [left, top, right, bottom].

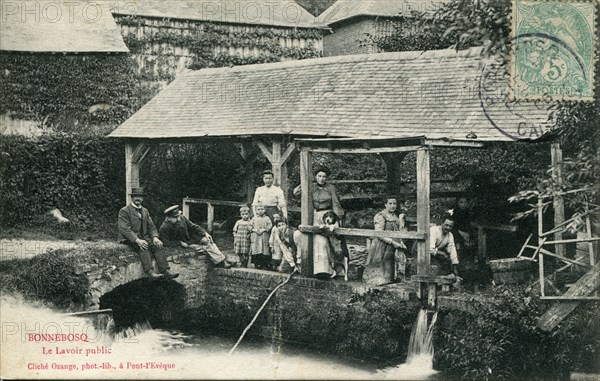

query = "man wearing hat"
[[159, 205, 232, 268], [118, 187, 179, 280]]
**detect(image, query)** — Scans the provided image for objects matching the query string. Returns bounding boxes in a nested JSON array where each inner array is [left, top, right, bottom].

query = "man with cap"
[[159, 205, 232, 268], [118, 187, 179, 280]]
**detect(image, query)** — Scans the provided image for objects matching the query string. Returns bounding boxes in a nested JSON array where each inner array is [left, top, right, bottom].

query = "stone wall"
[[201, 267, 415, 338]]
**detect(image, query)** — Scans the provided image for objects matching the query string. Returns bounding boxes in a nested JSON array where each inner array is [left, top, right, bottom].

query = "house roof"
[[110, 0, 323, 29], [109, 47, 554, 142], [320, 0, 444, 26], [0, 0, 129, 53]]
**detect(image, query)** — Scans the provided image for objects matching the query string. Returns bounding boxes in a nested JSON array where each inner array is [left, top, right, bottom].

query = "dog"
[[321, 211, 349, 281]]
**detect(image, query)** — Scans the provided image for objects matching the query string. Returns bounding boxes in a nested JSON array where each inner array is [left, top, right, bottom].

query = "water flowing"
[[0, 294, 377, 379], [377, 309, 439, 380]]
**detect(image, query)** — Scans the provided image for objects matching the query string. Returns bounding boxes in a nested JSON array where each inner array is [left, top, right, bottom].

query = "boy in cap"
[[118, 187, 179, 280], [159, 205, 232, 268]]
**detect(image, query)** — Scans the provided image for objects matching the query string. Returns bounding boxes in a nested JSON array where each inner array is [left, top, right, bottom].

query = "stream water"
[[1, 296, 440, 380]]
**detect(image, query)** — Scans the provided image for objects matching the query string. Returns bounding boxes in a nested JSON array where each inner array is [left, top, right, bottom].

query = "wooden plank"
[[328, 179, 387, 184], [300, 150, 313, 277], [302, 146, 422, 154], [545, 237, 600, 245], [412, 275, 456, 285], [538, 261, 600, 331], [298, 225, 425, 240], [416, 148, 430, 276], [538, 247, 591, 268], [517, 234, 533, 257]]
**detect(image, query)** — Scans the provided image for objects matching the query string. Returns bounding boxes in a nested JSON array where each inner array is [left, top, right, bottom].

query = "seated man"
[[159, 205, 233, 268], [430, 213, 460, 276], [118, 187, 178, 280]]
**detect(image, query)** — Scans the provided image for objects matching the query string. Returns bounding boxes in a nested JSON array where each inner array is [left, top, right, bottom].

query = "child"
[[233, 205, 252, 267], [250, 202, 272, 270], [270, 217, 300, 273]]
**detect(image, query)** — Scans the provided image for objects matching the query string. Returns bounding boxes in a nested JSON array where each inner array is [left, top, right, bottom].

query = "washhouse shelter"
[[109, 47, 556, 308]]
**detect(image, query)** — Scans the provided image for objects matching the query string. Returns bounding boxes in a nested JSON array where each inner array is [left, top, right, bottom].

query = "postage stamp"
[[510, 0, 597, 101]]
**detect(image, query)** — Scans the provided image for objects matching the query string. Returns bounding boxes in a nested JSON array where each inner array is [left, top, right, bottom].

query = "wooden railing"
[[182, 197, 300, 232]]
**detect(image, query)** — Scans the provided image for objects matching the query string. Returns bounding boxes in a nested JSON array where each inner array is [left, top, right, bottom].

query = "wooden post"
[[551, 143, 565, 258], [300, 149, 313, 277], [238, 143, 256, 205], [382, 152, 408, 198], [416, 148, 431, 276], [125, 142, 151, 204], [585, 205, 595, 266], [125, 144, 139, 204], [538, 197, 545, 296], [182, 198, 190, 219], [207, 202, 214, 233], [256, 138, 295, 202], [427, 283, 437, 309], [478, 227, 487, 264]]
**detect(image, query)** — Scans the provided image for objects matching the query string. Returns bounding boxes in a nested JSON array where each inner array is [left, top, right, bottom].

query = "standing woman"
[[253, 170, 288, 223], [366, 196, 408, 281], [294, 166, 345, 278]]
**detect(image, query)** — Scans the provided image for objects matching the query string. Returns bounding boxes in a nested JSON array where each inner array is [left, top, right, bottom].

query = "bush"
[[281, 289, 421, 361], [434, 286, 600, 380], [0, 133, 124, 229], [0, 251, 89, 309]]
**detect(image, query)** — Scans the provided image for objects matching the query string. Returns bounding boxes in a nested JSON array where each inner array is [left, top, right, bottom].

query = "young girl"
[[233, 205, 252, 267], [250, 202, 272, 270]]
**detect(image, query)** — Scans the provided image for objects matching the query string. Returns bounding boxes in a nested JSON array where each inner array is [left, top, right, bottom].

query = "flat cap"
[[164, 205, 181, 217]]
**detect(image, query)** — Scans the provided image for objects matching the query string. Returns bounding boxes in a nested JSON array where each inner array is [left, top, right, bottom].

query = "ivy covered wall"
[[116, 15, 322, 83]]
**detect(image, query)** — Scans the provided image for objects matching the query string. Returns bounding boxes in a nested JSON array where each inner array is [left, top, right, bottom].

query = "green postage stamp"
[[511, 0, 597, 101]]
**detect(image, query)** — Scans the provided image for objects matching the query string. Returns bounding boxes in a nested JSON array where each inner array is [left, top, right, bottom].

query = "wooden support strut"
[[416, 148, 431, 303], [300, 150, 313, 277], [125, 142, 152, 204]]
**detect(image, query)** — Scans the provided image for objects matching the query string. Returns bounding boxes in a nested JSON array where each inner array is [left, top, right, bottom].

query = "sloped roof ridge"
[[189, 47, 486, 75]]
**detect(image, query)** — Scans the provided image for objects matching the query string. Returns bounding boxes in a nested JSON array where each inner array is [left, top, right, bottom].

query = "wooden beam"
[[382, 152, 409, 199], [271, 139, 282, 186], [298, 225, 425, 240], [301, 146, 422, 154], [132, 142, 151, 164], [416, 148, 431, 276], [538, 261, 600, 331], [300, 150, 313, 277], [538, 247, 591, 268], [551, 142, 565, 258], [280, 142, 296, 165], [541, 296, 600, 301], [256, 140, 273, 162], [544, 237, 600, 245]]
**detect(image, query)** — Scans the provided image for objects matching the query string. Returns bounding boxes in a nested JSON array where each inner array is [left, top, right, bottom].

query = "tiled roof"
[[0, 0, 129, 53], [320, 0, 445, 26], [110, 0, 322, 29], [109, 48, 554, 142]]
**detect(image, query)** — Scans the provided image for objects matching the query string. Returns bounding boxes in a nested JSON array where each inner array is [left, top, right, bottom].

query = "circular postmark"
[[479, 54, 558, 141]]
